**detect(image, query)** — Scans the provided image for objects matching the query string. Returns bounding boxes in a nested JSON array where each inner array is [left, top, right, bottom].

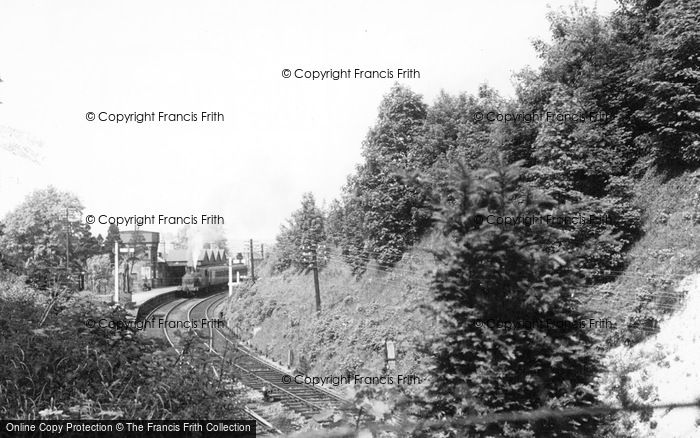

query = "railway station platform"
[[131, 286, 180, 306]]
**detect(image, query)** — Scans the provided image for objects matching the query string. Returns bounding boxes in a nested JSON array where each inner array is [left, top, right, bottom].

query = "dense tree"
[[273, 192, 326, 273], [0, 273, 246, 419], [494, 72, 542, 166], [422, 85, 504, 171], [102, 223, 121, 263], [530, 1, 700, 170], [326, 195, 370, 274], [266, 2, 695, 435], [422, 161, 599, 437], [0, 222, 6, 270], [531, 86, 618, 197], [85, 254, 111, 294], [333, 84, 432, 269], [628, 0, 700, 166], [173, 225, 189, 249], [124, 228, 148, 271], [95, 233, 104, 251], [0, 187, 99, 288], [513, 6, 646, 275]]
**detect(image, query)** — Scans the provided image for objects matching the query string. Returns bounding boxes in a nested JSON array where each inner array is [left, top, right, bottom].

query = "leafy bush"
[[85, 254, 112, 294], [273, 192, 327, 274], [421, 161, 600, 437], [0, 187, 99, 289], [629, 0, 700, 166], [0, 274, 245, 419], [524, 169, 643, 277], [329, 84, 432, 271]]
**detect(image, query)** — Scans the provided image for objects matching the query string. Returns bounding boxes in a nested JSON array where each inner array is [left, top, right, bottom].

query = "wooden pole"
[[228, 257, 233, 297], [65, 209, 70, 276], [113, 241, 119, 304], [249, 238, 255, 283], [312, 251, 321, 313]]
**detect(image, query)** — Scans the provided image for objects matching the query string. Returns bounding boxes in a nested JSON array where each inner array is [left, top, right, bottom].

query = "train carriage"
[[181, 264, 248, 295]]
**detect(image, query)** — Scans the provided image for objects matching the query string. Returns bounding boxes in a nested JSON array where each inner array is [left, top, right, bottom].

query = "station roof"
[[163, 249, 189, 263], [197, 248, 228, 265], [162, 248, 229, 266]]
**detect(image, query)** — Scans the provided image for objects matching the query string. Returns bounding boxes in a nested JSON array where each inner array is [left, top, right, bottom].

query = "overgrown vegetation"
[[0, 272, 245, 419], [0, 187, 126, 290], [226, 247, 438, 379], [320, 0, 698, 279], [0, 187, 99, 289], [270, 0, 697, 336], [1, 0, 697, 433], [419, 161, 600, 437], [274, 192, 327, 273], [260, 1, 699, 436]]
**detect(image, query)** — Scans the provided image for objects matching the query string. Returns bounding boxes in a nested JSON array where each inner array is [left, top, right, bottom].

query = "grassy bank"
[[582, 167, 700, 344], [223, 237, 442, 386]]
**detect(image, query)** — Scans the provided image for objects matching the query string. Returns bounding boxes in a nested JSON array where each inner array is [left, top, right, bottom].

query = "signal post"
[[113, 241, 119, 304]]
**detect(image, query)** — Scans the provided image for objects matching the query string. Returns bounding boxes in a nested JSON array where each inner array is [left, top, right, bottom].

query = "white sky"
[[0, 0, 617, 246]]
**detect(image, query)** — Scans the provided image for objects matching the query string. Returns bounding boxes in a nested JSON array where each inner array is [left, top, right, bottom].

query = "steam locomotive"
[[181, 264, 248, 295]]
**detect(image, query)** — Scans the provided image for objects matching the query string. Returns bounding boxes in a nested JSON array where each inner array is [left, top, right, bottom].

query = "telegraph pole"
[[65, 207, 81, 284], [113, 241, 119, 304], [249, 238, 255, 283], [303, 242, 321, 313], [312, 250, 321, 313], [65, 209, 70, 276], [228, 256, 233, 297]]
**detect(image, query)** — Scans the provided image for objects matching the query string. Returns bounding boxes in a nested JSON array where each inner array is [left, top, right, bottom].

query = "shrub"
[[0, 275, 245, 419], [421, 161, 601, 437]]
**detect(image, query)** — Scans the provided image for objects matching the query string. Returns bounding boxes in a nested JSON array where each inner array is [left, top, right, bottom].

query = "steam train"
[[181, 264, 248, 295]]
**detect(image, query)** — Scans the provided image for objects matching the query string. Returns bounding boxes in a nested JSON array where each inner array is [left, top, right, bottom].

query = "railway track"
[[190, 294, 352, 420], [147, 296, 282, 435]]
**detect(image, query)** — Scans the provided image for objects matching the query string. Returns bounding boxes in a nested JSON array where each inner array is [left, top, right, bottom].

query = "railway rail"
[[146, 296, 282, 435], [195, 295, 351, 419]]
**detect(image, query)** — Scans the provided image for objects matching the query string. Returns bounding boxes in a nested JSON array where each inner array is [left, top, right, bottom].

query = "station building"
[[160, 247, 229, 285], [119, 229, 231, 289], [119, 230, 162, 290]]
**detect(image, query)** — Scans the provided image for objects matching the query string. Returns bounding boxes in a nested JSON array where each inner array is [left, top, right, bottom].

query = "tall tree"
[[341, 84, 431, 268], [629, 0, 700, 166], [173, 225, 190, 249], [423, 161, 599, 437], [0, 187, 98, 288], [516, 6, 645, 275], [274, 192, 326, 274], [102, 224, 121, 263]]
